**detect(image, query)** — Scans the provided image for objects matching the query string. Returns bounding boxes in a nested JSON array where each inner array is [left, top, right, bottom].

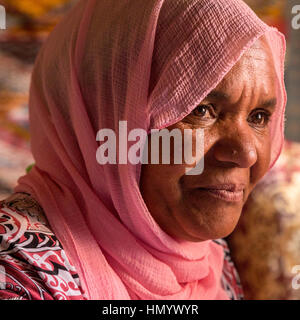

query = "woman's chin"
[[184, 224, 239, 242], [176, 206, 243, 242]]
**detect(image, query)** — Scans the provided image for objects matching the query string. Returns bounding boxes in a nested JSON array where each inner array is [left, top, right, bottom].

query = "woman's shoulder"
[[0, 193, 84, 300]]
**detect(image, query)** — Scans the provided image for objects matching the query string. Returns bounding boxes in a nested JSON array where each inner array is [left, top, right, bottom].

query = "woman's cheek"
[[250, 134, 272, 187]]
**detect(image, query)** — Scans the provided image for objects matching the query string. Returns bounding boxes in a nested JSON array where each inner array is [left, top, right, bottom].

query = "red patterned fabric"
[[0, 194, 84, 300], [0, 193, 243, 300]]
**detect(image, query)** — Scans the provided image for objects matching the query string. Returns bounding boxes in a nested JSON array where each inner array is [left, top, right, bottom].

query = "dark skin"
[[140, 36, 278, 242]]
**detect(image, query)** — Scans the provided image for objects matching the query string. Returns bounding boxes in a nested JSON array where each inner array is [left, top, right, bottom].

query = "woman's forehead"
[[207, 44, 277, 106], [219, 38, 276, 88], [243, 35, 274, 61]]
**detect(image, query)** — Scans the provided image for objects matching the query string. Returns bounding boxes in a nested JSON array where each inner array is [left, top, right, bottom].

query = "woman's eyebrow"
[[259, 97, 277, 110], [206, 90, 230, 101], [205, 90, 277, 110]]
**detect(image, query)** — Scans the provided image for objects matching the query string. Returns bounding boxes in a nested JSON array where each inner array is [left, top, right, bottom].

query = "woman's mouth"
[[196, 184, 245, 202]]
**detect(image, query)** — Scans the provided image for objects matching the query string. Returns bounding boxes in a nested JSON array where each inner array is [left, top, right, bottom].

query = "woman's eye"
[[192, 104, 215, 119], [248, 110, 271, 127]]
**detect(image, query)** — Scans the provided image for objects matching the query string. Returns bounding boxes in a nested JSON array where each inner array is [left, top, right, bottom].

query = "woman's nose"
[[212, 125, 258, 168]]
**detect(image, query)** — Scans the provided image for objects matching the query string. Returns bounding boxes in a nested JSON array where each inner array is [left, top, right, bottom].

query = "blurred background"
[[0, 0, 300, 300], [0, 0, 79, 199]]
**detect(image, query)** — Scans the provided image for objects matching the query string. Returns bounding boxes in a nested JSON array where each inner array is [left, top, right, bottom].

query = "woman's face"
[[140, 36, 278, 242]]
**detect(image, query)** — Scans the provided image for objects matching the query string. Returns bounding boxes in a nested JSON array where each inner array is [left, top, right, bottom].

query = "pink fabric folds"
[[15, 0, 286, 300]]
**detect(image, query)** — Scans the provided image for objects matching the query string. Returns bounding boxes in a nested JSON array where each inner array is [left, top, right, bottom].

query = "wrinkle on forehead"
[[212, 35, 277, 107], [224, 35, 276, 82], [237, 35, 276, 70]]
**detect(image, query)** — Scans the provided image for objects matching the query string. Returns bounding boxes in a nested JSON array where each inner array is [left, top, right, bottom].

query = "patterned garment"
[[0, 193, 243, 300], [227, 140, 300, 300]]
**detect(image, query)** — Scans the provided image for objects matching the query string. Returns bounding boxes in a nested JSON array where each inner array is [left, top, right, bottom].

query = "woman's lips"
[[196, 184, 245, 202]]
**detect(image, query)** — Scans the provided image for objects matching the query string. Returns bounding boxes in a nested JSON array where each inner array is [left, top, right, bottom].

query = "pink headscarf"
[[15, 0, 286, 299]]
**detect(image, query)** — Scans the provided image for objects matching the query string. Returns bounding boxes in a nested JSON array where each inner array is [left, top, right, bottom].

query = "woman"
[[0, 0, 286, 300]]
